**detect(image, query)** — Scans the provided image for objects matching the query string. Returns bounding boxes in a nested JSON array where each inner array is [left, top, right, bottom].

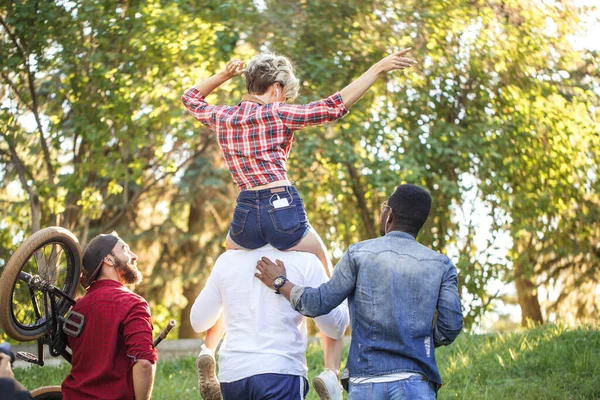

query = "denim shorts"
[[229, 185, 310, 251]]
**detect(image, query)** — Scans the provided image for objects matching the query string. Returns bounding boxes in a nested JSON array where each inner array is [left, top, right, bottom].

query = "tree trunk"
[[346, 162, 377, 239], [178, 282, 203, 339], [514, 261, 544, 325], [31, 194, 41, 233]]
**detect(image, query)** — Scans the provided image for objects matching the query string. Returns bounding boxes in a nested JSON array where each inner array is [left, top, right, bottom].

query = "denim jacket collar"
[[385, 230, 416, 241]]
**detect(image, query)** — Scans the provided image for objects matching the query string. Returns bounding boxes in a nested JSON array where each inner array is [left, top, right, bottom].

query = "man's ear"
[[385, 211, 393, 231], [104, 255, 114, 266]]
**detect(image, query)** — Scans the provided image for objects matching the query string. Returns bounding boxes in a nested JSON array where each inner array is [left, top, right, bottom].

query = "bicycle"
[[0, 227, 175, 399]]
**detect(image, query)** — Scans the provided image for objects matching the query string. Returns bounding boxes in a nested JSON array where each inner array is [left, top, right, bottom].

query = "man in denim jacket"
[[256, 184, 464, 399]]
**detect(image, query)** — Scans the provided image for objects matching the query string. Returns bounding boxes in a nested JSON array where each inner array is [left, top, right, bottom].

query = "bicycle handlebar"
[[153, 319, 176, 347]]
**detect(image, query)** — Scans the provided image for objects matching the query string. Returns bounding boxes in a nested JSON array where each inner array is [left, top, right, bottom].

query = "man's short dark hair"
[[387, 184, 432, 236]]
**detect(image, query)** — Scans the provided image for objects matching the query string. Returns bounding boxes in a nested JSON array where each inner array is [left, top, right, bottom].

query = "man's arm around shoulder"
[[304, 255, 350, 339], [293, 246, 358, 318], [433, 258, 464, 347]]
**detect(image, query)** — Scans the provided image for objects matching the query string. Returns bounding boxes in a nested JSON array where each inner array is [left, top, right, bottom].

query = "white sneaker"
[[196, 345, 222, 400], [313, 369, 343, 400]]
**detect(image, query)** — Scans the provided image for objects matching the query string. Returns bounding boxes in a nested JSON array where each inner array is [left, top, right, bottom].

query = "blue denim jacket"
[[290, 231, 463, 385]]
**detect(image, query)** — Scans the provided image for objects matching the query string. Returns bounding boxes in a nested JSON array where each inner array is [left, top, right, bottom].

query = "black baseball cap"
[[82, 233, 120, 287]]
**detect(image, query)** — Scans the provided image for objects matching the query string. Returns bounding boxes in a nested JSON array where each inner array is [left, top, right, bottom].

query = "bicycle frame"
[[15, 271, 77, 366]]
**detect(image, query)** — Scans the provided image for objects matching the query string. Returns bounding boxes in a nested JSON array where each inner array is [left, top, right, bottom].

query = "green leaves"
[[0, 0, 597, 332]]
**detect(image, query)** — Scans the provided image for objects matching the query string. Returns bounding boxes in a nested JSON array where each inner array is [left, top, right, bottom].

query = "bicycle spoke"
[[35, 244, 60, 285], [11, 241, 72, 331]]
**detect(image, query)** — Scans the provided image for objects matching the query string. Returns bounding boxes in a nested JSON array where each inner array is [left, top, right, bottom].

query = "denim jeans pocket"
[[268, 205, 300, 234], [406, 376, 436, 400], [348, 382, 372, 400], [231, 206, 250, 236]]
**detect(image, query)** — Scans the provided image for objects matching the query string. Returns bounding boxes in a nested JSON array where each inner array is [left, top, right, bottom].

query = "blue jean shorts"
[[229, 185, 310, 251]]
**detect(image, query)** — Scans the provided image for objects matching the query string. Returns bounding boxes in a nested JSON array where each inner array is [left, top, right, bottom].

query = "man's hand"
[[374, 48, 417, 74], [223, 59, 245, 79], [255, 257, 287, 289], [255, 257, 295, 300], [0, 353, 14, 380], [0, 352, 29, 393]]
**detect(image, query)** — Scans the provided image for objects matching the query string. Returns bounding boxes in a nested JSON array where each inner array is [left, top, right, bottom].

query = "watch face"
[[274, 277, 284, 286]]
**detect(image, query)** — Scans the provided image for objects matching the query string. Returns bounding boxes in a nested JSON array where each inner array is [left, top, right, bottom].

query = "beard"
[[114, 257, 143, 285]]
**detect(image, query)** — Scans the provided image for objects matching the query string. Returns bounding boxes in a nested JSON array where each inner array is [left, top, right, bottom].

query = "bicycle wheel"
[[30, 386, 63, 399], [0, 227, 82, 342]]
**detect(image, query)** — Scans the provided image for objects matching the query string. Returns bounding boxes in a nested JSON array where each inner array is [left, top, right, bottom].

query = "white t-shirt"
[[190, 245, 350, 383]]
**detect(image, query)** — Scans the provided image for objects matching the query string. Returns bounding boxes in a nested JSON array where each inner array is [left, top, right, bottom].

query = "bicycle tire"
[[0, 227, 82, 341], [30, 386, 63, 399]]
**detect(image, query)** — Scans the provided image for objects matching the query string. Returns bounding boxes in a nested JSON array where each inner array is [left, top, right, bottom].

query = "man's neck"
[[95, 273, 122, 285], [386, 228, 417, 238]]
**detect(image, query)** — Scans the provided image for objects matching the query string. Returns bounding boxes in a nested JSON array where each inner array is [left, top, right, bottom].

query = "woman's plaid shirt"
[[182, 87, 348, 190]]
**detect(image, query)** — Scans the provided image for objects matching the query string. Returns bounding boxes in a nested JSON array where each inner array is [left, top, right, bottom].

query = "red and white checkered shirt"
[[182, 88, 349, 190]]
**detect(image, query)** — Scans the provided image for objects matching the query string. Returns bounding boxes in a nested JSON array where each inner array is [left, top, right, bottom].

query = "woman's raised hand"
[[376, 48, 418, 74], [224, 59, 245, 78]]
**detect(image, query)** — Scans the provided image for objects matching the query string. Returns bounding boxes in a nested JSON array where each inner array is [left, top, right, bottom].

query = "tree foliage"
[[1, 0, 598, 337]]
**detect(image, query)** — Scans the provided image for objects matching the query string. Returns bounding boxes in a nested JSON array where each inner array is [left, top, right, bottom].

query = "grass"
[[13, 324, 600, 399]]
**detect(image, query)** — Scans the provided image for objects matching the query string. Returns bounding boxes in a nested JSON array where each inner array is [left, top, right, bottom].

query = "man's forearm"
[[193, 71, 231, 97], [339, 64, 383, 108], [278, 281, 295, 301], [133, 360, 155, 400]]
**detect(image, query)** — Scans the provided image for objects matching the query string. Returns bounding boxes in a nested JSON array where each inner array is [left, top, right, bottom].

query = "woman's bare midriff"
[[246, 179, 292, 191]]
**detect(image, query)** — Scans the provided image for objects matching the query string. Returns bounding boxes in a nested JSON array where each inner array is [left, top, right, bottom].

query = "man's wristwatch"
[[273, 276, 288, 294]]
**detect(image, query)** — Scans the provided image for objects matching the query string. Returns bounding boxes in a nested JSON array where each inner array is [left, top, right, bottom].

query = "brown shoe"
[[196, 347, 222, 400]]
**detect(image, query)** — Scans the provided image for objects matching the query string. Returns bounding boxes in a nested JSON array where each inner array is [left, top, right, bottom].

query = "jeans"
[[229, 185, 309, 250], [348, 376, 437, 400], [221, 373, 309, 400]]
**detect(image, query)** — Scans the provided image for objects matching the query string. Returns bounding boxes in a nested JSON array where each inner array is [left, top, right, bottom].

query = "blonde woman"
[[183, 49, 417, 400]]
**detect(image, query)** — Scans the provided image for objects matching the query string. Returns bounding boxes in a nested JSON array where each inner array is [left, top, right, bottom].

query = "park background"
[[0, 0, 599, 398]]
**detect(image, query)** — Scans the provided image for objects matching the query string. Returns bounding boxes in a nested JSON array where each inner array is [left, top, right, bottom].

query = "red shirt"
[[182, 88, 348, 190], [62, 280, 158, 400]]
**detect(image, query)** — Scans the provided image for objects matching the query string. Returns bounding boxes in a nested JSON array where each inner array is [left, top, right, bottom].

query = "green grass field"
[[14, 324, 600, 399]]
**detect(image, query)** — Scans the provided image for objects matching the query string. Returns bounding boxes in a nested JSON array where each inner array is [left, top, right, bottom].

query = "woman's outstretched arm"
[[275, 48, 417, 132], [192, 59, 245, 97], [182, 59, 245, 126], [339, 48, 417, 108]]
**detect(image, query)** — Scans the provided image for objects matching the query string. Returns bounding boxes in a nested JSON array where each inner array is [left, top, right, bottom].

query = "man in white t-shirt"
[[190, 245, 350, 400]]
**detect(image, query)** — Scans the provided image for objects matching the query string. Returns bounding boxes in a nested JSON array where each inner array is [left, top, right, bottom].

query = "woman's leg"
[[204, 315, 225, 350], [320, 332, 343, 374], [288, 227, 333, 277], [288, 228, 343, 397], [197, 316, 225, 400]]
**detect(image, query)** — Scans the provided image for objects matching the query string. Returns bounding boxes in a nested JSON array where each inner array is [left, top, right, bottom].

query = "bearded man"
[[61, 232, 158, 400]]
